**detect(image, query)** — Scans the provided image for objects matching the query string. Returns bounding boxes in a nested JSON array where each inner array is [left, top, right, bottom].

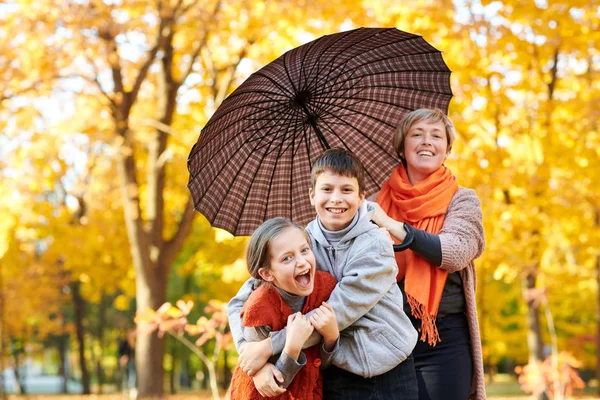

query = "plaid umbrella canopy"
[[187, 27, 452, 236]]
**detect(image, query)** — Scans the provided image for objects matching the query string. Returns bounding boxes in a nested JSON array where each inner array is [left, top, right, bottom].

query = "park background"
[[0, 0, 598, 399]]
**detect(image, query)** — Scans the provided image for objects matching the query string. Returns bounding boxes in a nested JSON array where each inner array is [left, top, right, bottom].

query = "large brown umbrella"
[[187, 27, 452, 236]]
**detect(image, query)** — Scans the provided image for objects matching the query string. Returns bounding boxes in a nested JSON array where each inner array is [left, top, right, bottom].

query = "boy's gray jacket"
[[304, 202, 417, 377], [227, 202, 417, 378]]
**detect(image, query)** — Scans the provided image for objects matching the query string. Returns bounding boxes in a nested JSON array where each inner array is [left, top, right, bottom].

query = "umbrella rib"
[[189, 95, 299, 159], [200, 90, 290, 132], [302, 28, 392, 92], [301, 29, 361, 94], [190, 103, 303, 229], [310, 51, 450, 100], [304, 29, 421, 96], [231, 119, 300, 234], [297, 37, 324, 93], [260, 106, 309, 224], [317, 68, 452, 98], [190, 112, 301, 182], [316, 116, 391, 189], [189, 93, 302, 177]]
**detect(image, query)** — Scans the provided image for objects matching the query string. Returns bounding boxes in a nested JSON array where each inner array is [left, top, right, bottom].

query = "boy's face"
[[309, 170, 365, 231]]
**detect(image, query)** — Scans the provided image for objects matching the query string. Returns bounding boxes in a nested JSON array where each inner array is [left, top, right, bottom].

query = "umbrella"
[[187, 27, 452, 236]]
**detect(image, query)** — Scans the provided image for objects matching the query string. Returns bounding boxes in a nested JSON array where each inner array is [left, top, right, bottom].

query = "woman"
[[369, 109, 486, 400]]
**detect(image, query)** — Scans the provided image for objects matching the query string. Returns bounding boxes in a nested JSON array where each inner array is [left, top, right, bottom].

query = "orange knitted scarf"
[[377, 165, 458, 346]]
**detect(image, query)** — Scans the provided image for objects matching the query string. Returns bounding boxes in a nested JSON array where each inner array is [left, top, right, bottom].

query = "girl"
[[230, 217, 339, 400]]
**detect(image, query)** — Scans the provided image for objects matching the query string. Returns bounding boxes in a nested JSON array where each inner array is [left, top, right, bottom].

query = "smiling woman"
[[369, 109, 486, 400]]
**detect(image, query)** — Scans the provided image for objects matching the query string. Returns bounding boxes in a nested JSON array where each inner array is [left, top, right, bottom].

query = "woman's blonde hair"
[[246, 217, 309, 282], [393, 109, 456, 164]]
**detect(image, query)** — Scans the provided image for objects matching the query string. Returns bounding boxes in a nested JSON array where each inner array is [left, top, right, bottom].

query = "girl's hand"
[[239, 338, 272, 376], [284, 312, 314, 360], [252, 363, 286, 397], [309, 302, 339, 351]]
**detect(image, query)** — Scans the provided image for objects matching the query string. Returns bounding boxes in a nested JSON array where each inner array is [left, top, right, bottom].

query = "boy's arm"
[[326, 231, 397, 331]]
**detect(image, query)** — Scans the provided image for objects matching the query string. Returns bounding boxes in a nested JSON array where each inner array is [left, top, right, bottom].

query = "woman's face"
[[403, 119, 448, 184]]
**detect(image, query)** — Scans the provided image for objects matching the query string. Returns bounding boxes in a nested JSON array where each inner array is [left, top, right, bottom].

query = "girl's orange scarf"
[[377, 164, 458, 346]]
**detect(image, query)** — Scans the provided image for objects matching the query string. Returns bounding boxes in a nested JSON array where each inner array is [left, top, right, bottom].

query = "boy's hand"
[[252, 363, 286, 397], [309, 302, 339, 351], [284, 312, 314, 360], [239, 338, 272, 376]]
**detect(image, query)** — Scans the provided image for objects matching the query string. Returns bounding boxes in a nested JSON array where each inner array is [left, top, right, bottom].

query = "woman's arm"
[[438, 188, 485, 273]]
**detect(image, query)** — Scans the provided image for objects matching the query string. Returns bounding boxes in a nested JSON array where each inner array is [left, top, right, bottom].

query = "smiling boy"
[[228, 148, 418, 399]]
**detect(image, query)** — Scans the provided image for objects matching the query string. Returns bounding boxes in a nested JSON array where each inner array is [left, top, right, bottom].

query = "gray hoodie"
[[228, 202, 417, 378]]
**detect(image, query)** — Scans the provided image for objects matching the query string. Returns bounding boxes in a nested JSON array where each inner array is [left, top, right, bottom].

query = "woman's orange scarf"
[[377, 164, 458, 346]]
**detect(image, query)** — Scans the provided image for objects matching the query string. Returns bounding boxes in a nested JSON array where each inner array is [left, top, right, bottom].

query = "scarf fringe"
[[407, 294, 440, 346]]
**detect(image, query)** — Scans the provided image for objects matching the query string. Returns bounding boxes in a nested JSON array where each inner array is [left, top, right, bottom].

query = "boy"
[[228, 148, 418, 399]]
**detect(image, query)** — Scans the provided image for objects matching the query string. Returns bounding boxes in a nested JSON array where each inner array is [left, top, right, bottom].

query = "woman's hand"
[[284, 312, 314, 360], [367, 201, 390, 227], [368, 201, 406, 242], [309, 302, 339, 351], [239, 338, 272, 376], [252, 363, 286, 397]]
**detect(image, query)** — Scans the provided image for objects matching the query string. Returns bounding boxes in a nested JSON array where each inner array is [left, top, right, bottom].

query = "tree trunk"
[[169, 342, 176, 395], [222, 328, 231, 388], [0, 261, 6, 400], [477, 262, 489, 382], [11, 341, 24, 395], [70, 281, 91, 394], [95, 295, 107, 394], [135, 267, 168, 397], [524, 271, 548, 400], [58, 333, 68, 393], [596, 210, 600, 397]]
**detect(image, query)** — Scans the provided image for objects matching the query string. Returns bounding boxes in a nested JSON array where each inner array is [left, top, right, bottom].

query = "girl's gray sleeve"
[[319, 338, 340, 369], [227, 278, 255, 352]]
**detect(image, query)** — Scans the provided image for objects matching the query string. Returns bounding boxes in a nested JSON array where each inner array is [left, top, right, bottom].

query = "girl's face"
[[259, 227, 316, 297], [403, 119, 449, 184]]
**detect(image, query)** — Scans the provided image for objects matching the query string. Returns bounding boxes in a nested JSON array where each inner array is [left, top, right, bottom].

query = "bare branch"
[[215, 42, 253, 105], [131, 117, 188, 148], [178, 2, 222, 84]]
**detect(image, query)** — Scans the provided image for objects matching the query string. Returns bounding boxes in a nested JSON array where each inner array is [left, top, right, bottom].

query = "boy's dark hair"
[[310, 148, 366, 192]]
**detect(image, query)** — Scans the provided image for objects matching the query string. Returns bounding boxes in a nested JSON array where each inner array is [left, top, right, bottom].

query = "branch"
[[178, 1, 222, 84], [0, 79, 46, 102], [214, 42, 253, 106], [97, 17, 125, 99], [168, 331, 211, 365], [131, 117, 187, 148], [161, 196, 195, 266], [80, 55, 117, 108]]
